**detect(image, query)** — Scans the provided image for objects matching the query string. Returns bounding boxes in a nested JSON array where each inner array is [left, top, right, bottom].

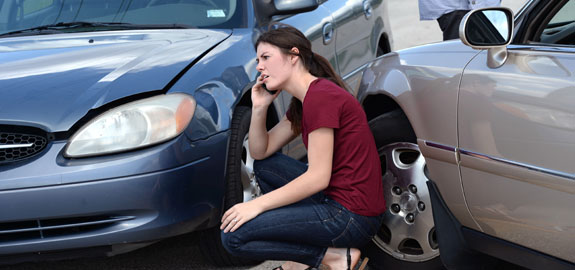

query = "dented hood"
[[0, 29, 231, 132]]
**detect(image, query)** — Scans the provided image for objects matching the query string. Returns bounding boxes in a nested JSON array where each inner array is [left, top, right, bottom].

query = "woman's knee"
[[254, 152, 306, 176], [220, 231, 244, 255], [253, 152, 282, 174]]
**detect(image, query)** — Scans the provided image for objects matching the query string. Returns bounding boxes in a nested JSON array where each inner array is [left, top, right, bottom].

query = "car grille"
[[0, 215, 135, 244], [0, 128, 48, 164]]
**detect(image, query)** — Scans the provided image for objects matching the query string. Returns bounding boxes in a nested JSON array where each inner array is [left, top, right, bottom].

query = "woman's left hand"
[[220, 201, 263, 233]]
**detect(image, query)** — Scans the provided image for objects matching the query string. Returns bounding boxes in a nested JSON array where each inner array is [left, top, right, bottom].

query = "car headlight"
[[65, 93, 196, 158]]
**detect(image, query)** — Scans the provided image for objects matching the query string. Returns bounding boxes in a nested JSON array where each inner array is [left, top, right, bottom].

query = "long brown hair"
[[255, 25, 347, 135]]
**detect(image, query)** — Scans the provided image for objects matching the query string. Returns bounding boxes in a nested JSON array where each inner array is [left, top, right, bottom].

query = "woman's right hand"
[[251, 74, 281, 109]]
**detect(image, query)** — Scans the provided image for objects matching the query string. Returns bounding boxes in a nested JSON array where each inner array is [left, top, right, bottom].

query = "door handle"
[[363, 0, 372, 19], [322, 22, 334, 45]]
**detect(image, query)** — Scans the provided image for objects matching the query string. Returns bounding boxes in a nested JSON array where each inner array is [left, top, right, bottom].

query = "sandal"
[[273, 266, 316, 270], [272, 266, 318, 270], [347, 248, 369, 270]]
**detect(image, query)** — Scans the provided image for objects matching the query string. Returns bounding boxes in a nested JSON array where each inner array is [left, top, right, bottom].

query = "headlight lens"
[[65, 93, 196, 157]]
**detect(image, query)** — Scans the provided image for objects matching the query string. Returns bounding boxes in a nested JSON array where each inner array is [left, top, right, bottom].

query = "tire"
[[363, 110, 444, 270], [199, 106, 262, 267]]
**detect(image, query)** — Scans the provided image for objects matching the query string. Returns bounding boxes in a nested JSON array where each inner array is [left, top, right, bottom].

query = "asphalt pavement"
[[0, 232, 277, 270]]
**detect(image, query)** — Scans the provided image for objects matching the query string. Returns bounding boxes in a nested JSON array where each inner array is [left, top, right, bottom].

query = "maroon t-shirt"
[[288, 78, 385, 216]]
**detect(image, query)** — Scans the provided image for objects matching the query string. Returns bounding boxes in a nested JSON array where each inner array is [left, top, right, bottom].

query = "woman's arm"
[[248, 73, 296, 160], [249, 113, 296, 160], [222, 127, 334, 233]]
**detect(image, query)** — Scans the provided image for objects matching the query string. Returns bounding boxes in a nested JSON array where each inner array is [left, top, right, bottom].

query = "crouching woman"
[[220, 25, 386, 270]]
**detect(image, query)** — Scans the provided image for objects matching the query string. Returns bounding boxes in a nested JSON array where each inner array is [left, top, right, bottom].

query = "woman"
[[220, 26, 386, 270]]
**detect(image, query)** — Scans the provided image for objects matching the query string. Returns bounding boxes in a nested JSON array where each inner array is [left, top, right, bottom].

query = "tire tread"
[[199, 106, 259, 267]]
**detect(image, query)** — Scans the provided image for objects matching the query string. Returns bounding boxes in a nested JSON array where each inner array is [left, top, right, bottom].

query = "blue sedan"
[[0, 0, 392, 265]]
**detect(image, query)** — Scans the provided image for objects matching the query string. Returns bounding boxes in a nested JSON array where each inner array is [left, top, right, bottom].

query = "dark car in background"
[[0, 0, 392, 266], [357, 0, 574, 269]]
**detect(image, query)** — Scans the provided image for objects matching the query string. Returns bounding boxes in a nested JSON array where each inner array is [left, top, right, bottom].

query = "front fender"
[[360, 42, 481, 149], [358, 42, 485, 231], [169, 29, 258, 141]]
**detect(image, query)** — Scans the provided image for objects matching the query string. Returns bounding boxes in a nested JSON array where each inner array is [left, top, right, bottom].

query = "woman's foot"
[[321, 247, 361, 270], [274, 261, 312, 270]]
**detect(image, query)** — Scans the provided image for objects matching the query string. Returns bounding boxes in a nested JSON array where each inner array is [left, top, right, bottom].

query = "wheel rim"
[[372, 142, 439, 262], [240, 134, 261, 202]]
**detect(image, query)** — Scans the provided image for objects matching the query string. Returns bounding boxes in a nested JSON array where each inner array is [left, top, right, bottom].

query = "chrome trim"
[[424, 141, 574, 180], [0, 143, 34, 149], [459, 149, 575, 180], [424, 141, 456, 152], [507, 44, 575, 53]]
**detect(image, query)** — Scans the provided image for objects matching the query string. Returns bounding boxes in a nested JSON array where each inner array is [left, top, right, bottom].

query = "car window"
[[535, 0, 575, 45], [0, 0, 246, 35], [548, 0, 574, 25], [23, 0, 54, 15]]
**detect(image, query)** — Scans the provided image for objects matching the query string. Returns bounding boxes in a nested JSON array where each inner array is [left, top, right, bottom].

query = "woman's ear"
[[290, 47, 300, 64]]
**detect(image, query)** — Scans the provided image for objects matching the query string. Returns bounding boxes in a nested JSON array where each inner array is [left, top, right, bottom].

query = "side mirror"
[[275, 0, 318, 13], [254, 0, 319, 25], [460, 7, 514, 68], [461, 8, 513, 47]]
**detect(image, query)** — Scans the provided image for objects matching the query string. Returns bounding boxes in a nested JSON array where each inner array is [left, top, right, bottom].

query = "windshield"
[[0, 0, 245, 35]]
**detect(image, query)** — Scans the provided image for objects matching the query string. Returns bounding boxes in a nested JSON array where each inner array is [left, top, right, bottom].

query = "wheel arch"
[[234, 88, 280, 130], [359, 57, 423, 141], [362, 94, 401, 122], [372, 0, 393, 56], [362, 92, 421, 144], [377, 32, 392, 56]]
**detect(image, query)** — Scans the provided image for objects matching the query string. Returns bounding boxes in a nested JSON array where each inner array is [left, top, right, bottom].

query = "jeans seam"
[[320, 207, 342, 222], [240, 218, 337, 236], [235, 212, 349, 249], [350, 217, 372, 239], [331, 218, 352, 246], [314, 247, 328, 268]]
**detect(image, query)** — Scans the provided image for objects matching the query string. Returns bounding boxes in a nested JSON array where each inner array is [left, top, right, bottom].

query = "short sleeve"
[[302, 83, 341, 133]]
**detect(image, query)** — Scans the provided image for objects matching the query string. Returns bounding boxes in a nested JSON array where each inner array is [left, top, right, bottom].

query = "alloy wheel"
[[240, 134, 261, 202], [372, 142, 439, 262]]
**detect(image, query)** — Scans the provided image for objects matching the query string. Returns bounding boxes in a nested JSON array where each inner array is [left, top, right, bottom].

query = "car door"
[[280, 2, 337, 159], [457, 0, 575, 263], [322, 0, 380, 95]]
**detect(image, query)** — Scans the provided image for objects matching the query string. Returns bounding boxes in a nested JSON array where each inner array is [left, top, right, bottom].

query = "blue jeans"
[[220, 153, 383, 267]]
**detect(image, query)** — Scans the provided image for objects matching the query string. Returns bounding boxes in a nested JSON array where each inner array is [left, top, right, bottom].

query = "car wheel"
[[364, 110, 443, 270], [199, 106, 262, 267]]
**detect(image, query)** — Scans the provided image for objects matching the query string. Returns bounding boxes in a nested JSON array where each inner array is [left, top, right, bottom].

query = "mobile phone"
[[263, 83, 277, 95]]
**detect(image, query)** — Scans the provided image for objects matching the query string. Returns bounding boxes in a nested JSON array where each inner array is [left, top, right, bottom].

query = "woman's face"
[[256, 42, 294, 91]]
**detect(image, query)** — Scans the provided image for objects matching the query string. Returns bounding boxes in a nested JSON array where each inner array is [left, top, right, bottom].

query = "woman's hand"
[[220, 200, 263, 233], [251, 74, 281, 109]]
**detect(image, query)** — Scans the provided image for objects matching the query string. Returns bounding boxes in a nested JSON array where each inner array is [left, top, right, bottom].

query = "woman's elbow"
[[313, 173, 331, 191], [315, 182, 329, 192], [250, 152, 265, 160], [249, 150, 271, 161], [248, 145, 265, 160]]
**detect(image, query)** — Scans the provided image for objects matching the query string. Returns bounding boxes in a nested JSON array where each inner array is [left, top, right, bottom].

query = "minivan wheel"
[[199, 106, 261, 267], [364, 110, 443, 270]]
